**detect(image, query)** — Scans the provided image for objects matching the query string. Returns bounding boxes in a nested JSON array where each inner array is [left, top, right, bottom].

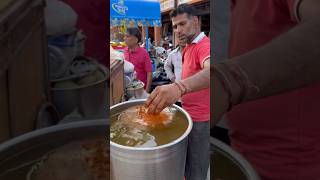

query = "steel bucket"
[[0, 120, 109, 179], [51, 65, 109, 119], [211, 137, 260, 180], [110, 99, 192, 180]]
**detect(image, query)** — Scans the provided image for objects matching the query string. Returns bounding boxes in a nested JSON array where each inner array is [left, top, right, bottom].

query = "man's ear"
[[134, 37, 139, 44]]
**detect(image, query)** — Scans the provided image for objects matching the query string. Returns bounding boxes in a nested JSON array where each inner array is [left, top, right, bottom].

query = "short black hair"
[[126, 27, 142, 43], [170, 3, 198, 18]]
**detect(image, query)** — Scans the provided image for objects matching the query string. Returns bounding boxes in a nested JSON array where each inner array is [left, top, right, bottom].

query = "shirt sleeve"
[[144, 51, 153, 72], [197, 41, 211, 68], [164, 52, 175, 80], [283, 0, 302, 22]]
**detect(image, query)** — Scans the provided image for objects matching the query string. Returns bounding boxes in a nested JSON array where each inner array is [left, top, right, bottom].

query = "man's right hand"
[[212, 71, 230, 126], [145, 83, 182, 114], [170, 76, 176, 82]]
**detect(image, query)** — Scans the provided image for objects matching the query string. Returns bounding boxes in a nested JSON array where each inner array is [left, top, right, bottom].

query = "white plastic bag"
[[45, 0, 78, 36]]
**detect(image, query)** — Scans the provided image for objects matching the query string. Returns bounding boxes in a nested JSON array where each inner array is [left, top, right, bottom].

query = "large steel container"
[[51, 65, 109, 119], [211, 137, 260, 180], [0, 120, 108, 179], [110, 99, 192, 180]]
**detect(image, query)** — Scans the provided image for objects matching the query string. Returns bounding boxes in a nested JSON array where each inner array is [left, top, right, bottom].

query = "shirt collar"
[[126, 45, 139, 53], [172, 46, 180, 53], [191, 32, 206, 44]]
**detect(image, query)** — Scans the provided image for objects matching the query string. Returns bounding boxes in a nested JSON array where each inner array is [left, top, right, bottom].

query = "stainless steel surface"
[[110, 99, 192, 180], [126, 80, 145, 99], [0, 120, 108, 179], [126, 86, 144, 99], [36, 102, 60, 129], [211, 137, 261, 180], [51, 65, 109, 119]]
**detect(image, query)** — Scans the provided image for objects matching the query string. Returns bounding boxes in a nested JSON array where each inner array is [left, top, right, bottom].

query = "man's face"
[[124, 34, 138, 47], [172, 13, 198, 44]]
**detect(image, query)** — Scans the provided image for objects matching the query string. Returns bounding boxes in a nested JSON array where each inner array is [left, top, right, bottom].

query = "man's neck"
[[179, 46, 185, 52], [128, 44, 139, 51], [188, 31, 201, 44]]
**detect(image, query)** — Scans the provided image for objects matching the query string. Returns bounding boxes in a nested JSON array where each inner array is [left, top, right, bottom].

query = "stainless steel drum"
[[0, 120, 108, 179], [51, 65, 109, 119], [110, 99, 192, 180], [211, 137, 261, 180]]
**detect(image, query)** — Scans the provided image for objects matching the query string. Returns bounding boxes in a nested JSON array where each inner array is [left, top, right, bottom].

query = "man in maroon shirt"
[[147, 0, 320, 179]]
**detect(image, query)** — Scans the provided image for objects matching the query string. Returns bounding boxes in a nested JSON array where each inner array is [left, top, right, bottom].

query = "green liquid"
[[212, 151, 248, 180], [110, 106, 188, 147]]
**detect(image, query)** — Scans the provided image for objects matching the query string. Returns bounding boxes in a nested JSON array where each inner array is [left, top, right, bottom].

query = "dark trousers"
[[185, 121, 210, 180]]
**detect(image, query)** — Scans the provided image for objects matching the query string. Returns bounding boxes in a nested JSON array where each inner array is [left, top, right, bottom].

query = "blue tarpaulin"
[[110, 0, 161, 27]]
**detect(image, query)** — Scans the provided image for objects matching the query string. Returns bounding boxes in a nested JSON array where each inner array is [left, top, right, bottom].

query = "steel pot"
[[126, 81, 145, 99], [211, 137, 260, 180], [51, 65, 109, 119], [110, 99, 192, 180], [0, 120, 108, 179]]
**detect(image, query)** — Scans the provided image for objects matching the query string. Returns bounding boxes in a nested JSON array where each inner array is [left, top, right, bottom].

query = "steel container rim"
[[0, 120, 108, 153], [211, 137, 261, 180], [110, 99, 193, 151], [50, 65, 109, 91]]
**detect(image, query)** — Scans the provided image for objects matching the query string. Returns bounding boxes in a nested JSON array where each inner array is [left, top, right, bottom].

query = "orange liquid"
[[136, 106, 170, 127]]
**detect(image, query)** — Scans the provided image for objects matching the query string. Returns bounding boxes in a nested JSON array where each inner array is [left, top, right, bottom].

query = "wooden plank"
[[0, 73, 11, 142], [0, 0, 48, 138], [110, 60, 124, 106], [0, 31, 9, 77], [8, 26, 46, 136], [0, 0, 13, 13]]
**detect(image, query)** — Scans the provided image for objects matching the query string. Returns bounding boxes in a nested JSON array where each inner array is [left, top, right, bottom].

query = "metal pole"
[[146, 26, 149, 51], [173, 0, 178, 48]]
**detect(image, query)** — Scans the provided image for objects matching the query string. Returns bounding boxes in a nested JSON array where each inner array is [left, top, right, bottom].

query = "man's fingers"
[[148, 92, 163, 114], [145, 87, 159, 107], [154, 96, 167, 114], [147, 89, 162, 114]]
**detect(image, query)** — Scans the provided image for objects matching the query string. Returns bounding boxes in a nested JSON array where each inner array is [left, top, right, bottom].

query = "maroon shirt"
[[62, 0, 107, 66], [124, 46, 152, 87], [228, 0, 320, 179]]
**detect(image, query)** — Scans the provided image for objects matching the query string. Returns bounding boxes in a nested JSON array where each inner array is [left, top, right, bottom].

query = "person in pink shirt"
[[124, 28, 153, 92]]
